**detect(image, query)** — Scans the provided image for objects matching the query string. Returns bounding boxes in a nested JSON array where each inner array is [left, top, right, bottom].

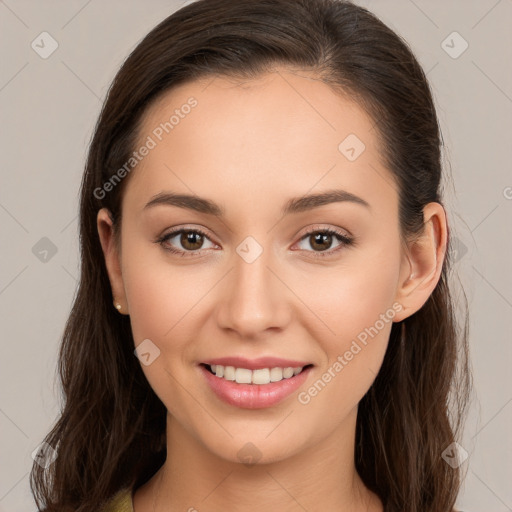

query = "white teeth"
[[283, 367, 294, 378], [208, 364, 305, 384], [223, 366, 236, 381], [252, 368, 270, 385], [269, 367, 283, 382], [235, 368, 252, 384]]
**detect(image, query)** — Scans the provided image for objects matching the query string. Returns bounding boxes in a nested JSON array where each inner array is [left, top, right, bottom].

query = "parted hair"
[[30, 1, 472, 511]]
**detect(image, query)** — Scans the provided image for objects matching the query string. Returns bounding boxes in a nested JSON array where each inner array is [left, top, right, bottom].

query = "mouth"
[[199, 361, 314, 409], [200, 363, 314, 385]]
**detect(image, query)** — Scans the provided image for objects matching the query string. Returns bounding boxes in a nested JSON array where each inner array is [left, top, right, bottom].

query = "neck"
[[135, 407, 382, 512]]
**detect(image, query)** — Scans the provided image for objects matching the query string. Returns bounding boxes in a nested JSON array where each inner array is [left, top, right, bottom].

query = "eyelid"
[[295, 223, 352, 241]]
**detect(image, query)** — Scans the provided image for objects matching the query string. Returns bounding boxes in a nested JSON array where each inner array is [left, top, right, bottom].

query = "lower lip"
[[199, 364, 313, 409]]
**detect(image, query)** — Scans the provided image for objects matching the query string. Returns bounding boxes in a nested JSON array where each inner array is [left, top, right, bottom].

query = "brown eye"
[[157, 227, 216, 256], [180, 230, 204, 250], [308, 232, 334, 252], [295, 227, 354, 258]]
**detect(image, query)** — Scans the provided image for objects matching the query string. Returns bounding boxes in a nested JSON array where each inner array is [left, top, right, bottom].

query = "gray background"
[[0, 0, 511, 510]]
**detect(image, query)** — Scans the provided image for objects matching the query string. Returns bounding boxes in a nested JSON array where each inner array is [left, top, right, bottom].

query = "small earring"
[[113, 300, 122, 312]]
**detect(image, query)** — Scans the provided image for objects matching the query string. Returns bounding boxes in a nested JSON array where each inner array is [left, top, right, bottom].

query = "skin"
[[97, 67, 447, 511]]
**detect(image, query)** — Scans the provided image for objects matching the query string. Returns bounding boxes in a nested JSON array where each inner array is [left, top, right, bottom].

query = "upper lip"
[[201, 356, 312, 370]]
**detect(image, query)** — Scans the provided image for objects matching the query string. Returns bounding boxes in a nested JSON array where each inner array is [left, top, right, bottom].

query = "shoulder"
[[101, 487, 134, 512]]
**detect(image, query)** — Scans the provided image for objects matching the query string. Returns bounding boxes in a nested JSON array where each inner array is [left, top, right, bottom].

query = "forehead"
[[122, 67, 397, 220]]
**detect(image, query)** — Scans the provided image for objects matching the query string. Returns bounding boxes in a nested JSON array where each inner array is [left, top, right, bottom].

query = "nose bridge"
[[216, 235, 290, 336]]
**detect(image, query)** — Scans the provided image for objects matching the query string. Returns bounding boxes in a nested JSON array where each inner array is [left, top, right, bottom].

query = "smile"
[[205, 363, 309, 384], [199, 362, 314, 409]]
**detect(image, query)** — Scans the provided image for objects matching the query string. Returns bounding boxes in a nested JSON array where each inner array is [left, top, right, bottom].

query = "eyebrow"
[[143, 189, 371, 216]]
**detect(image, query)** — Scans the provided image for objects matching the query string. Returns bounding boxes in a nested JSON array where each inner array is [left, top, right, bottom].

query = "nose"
[[215, 241, 292, 338]]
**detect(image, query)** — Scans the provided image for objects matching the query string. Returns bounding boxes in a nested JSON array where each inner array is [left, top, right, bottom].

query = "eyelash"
[[155, 226, 354, 259]]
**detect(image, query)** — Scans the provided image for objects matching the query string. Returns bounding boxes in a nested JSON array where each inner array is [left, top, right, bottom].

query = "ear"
[[392, 202, 448, 322], [97, 208, 129, 315]]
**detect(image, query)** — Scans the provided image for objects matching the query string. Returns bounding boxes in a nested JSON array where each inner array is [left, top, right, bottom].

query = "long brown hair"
[[30, 1, 472, 510]]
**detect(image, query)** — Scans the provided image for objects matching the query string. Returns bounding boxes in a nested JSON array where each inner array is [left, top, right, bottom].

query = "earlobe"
[[393, 202, 447, 322], [97, 208, 129, 315]]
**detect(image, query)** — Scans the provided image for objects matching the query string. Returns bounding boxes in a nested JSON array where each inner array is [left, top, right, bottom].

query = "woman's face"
[[98, 67, 439, 465]]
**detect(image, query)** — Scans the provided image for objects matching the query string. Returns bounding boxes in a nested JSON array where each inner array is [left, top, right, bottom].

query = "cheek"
[[120, 237, 222, 399], [292, 243, 401, 406], [120, 241, 208, 411], [294, 244, 401, 346], [120, 233, 208, 344]]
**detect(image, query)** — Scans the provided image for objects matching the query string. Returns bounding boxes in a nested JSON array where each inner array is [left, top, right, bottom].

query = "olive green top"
[[102, 488, 134, 512], [100, 487, 469, 512]]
